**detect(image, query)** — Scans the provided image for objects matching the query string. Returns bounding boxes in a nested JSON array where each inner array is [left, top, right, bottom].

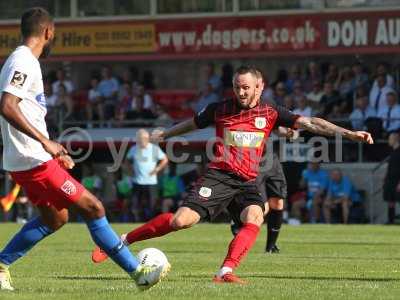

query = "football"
[[136, 248, 170, 289]]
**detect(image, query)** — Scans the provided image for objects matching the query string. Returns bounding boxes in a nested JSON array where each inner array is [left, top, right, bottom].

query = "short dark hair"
[[21, 7, 53, 38], [233, 65, 258, 79]]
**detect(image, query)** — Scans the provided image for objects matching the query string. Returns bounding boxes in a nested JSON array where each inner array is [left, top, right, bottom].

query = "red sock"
[[125, 213, 175, 244], [222, 223, 260, 269]]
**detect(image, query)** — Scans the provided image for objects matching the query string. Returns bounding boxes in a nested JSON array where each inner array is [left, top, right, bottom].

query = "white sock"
[[217, 266, 232, 277]]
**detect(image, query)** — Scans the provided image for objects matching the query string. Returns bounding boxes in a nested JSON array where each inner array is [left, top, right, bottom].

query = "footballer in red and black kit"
[[186, 98, 299, 221]]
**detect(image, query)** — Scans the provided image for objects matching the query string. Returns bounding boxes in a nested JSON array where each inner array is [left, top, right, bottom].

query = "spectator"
[[306, 80, 324, 109], [369, 74, 394, 114], [325, 63, 339, 84], [44, 81, 58, 127], [349, 96, 376, 130], [260, 73, 274, 104], [98, 66, 119, 120], [300, 162, 329, 223], [204, 62, 222, 95], [286, 65, 302, 93], [52, 68, 74, 95], [383, 131, 400, 224], [320, 81, 342, 117], [81, 164, 103, 199], [372, 62, 394, 89], [377, 91, 400, 133], [293, 96, 312, 117], [192, 82, 219, 113], [304, 61, 321, 92], [283, 95, 295, 111], [291, 80, 305, 103], [158, 163, 185, 214], [130, 84, 156, 119], [115, 82, 134, 125], [54, 83, 74, 120], [273, 81, 287, 105], [323, 169, 361, 224], [335, 66, 355, 101], [221, 63, 234, 90], [351, 62, 369, 90], [126, 129, 168, 220], [86, 77, 104, 126]]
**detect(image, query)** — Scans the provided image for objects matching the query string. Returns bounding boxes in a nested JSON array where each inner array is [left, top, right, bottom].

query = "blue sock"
[[0, 217, 54, 265], [86, 216, 139, 273]]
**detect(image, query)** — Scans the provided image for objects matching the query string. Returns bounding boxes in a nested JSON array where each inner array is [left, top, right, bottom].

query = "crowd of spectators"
[[43, 60, 399, 140]]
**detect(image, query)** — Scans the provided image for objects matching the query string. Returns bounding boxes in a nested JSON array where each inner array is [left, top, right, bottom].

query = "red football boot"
[[213, 273, 247, 284], [91, 246, 109, 263]]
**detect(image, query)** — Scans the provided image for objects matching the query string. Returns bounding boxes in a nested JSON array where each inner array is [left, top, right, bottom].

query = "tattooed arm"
[[294, 116, 374, 144]]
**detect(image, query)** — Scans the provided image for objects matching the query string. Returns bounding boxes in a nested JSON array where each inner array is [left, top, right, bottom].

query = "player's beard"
[[39, 40, 53, 59], [238, 90, 258, 109]]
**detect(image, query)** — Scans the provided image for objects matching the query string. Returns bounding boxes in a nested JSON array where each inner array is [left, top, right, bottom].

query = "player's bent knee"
[[269, 197, 284, 210], [74, 191, 106, 220], [171, 207, 200, 230], [240, 205, 264, 227]]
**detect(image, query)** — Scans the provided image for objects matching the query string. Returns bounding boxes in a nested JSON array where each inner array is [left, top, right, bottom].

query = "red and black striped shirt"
[[194, 99, 299, 181]]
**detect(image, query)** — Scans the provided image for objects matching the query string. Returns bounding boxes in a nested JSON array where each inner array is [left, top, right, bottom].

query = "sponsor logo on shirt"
[[225, 130, 265, 148], [35, 93, 47, 107], [10, 71, 27, 88], [254, 117, 267, 129], [199, 187, 212, 198], [61, 180, 77, 196]]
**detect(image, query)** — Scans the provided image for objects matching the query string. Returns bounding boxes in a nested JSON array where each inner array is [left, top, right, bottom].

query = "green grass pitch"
[[0, 223, 399, 300]]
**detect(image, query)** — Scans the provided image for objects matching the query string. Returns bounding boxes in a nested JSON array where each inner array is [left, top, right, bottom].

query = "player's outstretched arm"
[[294, 116, 374, 144], [0, 92, 70, 158], [151, 118, 198, 142]]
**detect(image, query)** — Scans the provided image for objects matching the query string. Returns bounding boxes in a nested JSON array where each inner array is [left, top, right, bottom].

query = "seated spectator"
[[86, 77, 104, 126], [293, 96, 312, 117], [377, 91, 400, 134], [286, 64, 302, 93], [335, 66, 355, 102], [130, 84, 156, 119], [52, 68, 74, 95], [260, 73, 274, 104], [98, 66, 119, 120], [369, 74, 394, 114], [372, 62, 394, 89], [158, 163, 185, 213], [283, 95, 295, 111], [204, 62, 222, 95], [115, 82, 134, 125], [81, 164, 103, 198], [320, 81, 342, 117], [291, 80, 305, 103], [192, 83, 219, 113], [273, 81, 287, 105], [349, 95, 376, 130], [351, 62, 369, 90], [221, 63, 234, 90], [306, 80, 324, 110], [325, 63, 339, 83], [323, 169, 361, 224], [54, 83, 74, 120], [299, 162, 329, 223], [304, 61, 321, 93]]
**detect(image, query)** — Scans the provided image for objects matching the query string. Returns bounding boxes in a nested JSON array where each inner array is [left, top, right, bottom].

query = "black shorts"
[[383, 182, 400, 202], [182, 168, 265, 221], [228, 153, 287, 226], [257, 153, 287, 200]]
